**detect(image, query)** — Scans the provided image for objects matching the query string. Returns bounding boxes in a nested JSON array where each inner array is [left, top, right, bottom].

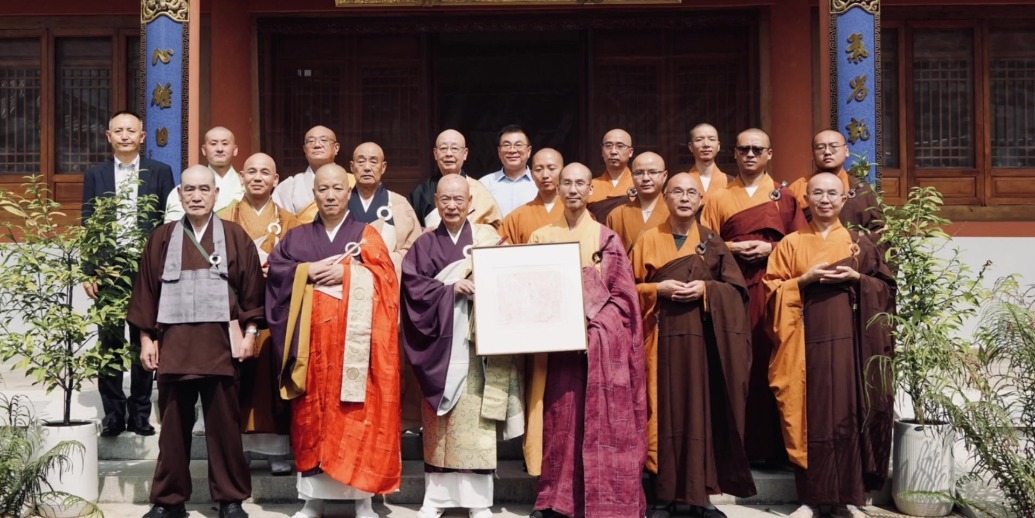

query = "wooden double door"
[[259, 9, 759, 196]]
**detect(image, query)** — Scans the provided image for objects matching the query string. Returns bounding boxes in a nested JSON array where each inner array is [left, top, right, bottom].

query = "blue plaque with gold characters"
[[141, 0, 189, 183], [830, 0, 880, 185]]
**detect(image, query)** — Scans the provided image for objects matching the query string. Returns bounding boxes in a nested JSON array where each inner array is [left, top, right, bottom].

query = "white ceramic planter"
[[892, 419, 955, 517], [39, 420, 99, 518]]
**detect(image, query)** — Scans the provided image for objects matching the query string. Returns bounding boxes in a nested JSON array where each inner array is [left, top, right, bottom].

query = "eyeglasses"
[[436, 145, 464, 154], [667, 188, 701, 199], [809, 191, 843, 200], [813, 143, 844, 153], [304, 136, 335, 147], [632, 169, 666, 178], [735, 145, 769, 155], [499, 142, 528, 151], [602, 142, 631, 151]]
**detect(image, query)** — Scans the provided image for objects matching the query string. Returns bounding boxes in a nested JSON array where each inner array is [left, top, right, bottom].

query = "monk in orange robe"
[[500, 148, 565, 246], [764, 173, 894, 518], [588, 128, 635, 221], [686, 123, 731, 196], [699, 128, 807, 465], [787, 130, 882, 239], [266, 164, 401, 518], [631, 173, 755, 518], [217, 153, 301, 477], [606, 151, 670, 251], [500, 148, 565, 477]]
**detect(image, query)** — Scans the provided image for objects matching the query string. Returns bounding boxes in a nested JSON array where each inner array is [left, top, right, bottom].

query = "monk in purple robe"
[[699, 128, 807, 465], [528, 163, 647, 518], [401, 175, 523, 518]]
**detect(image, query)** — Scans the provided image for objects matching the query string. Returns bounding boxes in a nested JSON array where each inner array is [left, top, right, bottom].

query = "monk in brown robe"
[[686, 123, 730, 196], [787, 130, 882, 238], [216, 153, 300, 477], [587, 128, 635, 221], [499, 147, 565, 476], [764, 173, 894, 518], [606, 151, 670, 251], [529, 163, 647, 518], [130, 165, 265, 518], [266, 164, 401, 518], [699, 128, 807, 465], [631, 173, 756, 518]]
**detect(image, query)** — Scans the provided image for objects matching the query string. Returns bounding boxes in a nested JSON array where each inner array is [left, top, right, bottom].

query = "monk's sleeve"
[[233, 228, 266, 327], [762, 237, 808, 469], [499, 213, 518, 244], [266, 230, 306, 381], [395, 202, 422, 260], [127, 228, 165, 336], [629, 240, 658, 318], [700, 199, 722, 239]]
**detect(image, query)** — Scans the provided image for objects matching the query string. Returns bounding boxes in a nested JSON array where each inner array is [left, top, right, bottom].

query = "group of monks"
[[84, 111, 895, 518]]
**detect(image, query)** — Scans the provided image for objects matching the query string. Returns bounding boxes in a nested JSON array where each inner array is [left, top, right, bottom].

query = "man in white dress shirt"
[[479, 124, 537, 217], [164, 126, 244, 222]]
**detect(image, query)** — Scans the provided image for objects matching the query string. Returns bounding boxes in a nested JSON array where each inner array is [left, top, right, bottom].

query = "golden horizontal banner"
[[336, 0, 680, 6]]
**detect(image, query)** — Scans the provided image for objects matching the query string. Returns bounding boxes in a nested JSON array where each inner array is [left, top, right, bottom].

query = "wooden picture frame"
[[471, 242, 587, 355]]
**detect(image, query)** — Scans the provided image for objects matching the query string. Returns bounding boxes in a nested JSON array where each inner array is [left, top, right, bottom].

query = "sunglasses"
[[735, 146, 769, 155]]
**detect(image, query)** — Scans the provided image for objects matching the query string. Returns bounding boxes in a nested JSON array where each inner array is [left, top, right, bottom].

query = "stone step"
[[98, 459, 890, 506], [99, 433, 524, 461]]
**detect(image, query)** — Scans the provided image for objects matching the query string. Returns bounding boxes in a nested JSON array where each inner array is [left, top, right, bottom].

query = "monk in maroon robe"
[[699, 128, 807, 465], [765, 173, 894, 518], [529, 163, 647, 518]]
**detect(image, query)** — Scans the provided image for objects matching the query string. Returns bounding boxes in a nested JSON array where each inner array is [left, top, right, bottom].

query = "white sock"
[[355, 497, 376, 518], [294, 499, 324, 518]]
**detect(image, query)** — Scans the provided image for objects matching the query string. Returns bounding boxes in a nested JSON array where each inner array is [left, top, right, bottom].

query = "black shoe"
[[219, 501, 248, 518], [649, 503, 674, 518], [530, 510, 566, 518], [100, 422, 125, 437], [689, 506, 728, 518], [142, 504, 188, 518], [128, 421, 156, 436]]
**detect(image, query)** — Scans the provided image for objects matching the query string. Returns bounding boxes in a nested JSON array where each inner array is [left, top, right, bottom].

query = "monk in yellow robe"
[[686, 123, 730, 196], [699, 128, 807, 465], [606, 151, 670, 251], [499, 147, 565, 477], [787, 130, 883, 239], [217, 153, 301, 477], [764, 173, 894, 518], [631, 172, 755, 518], [587, 128, 635, 221], [267, 164, 401, 518]]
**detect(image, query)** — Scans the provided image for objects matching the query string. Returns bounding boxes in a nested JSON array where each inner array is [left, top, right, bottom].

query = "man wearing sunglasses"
[[700, 128, 807, 468]]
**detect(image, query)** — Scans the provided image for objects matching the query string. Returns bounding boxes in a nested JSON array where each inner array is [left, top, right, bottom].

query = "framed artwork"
[[471, 242, 587, 355]]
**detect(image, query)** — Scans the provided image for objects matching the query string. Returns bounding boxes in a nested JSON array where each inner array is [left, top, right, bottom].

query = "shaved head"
[[178, 164, 219, 224], [433, 129, 469, 176], [631, 152, 667, 199], [351, 141, 387, 190], [602, 128, 632, 147], [663, 172, 705, 220], [242, 152, 276, 174], [601, 128, 634, 174], [689, 123, 718, 141], [241, 153, 278, 201], [435, 174, 471, 233], [315, 163, 350, 185], [559, 162, 594, 215], [806, 172, 847, 222], [181, 164, 217, 186], [313, 163, 352, 223], [531, 148, 564, 196], [812, 129, 850, 173]]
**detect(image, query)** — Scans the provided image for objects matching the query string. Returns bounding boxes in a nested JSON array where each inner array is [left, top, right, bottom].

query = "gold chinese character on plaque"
[[152, 49, 175, 66], [845, 118, 871, 144], [847, 75, 868, 104], [156, 127, 169, 147], [846, 33, 869, 64], [151, 83, 173, 109]]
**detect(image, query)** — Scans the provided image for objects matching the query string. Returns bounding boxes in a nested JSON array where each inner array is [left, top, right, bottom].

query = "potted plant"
[[938, 277, 1035, 517], [1, 391, 101, 517], [876, 185, 988, 516], [0, 175, 155, 516]]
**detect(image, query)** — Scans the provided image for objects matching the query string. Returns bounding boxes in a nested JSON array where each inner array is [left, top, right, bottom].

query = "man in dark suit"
[[82, 110, 175, 437]]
